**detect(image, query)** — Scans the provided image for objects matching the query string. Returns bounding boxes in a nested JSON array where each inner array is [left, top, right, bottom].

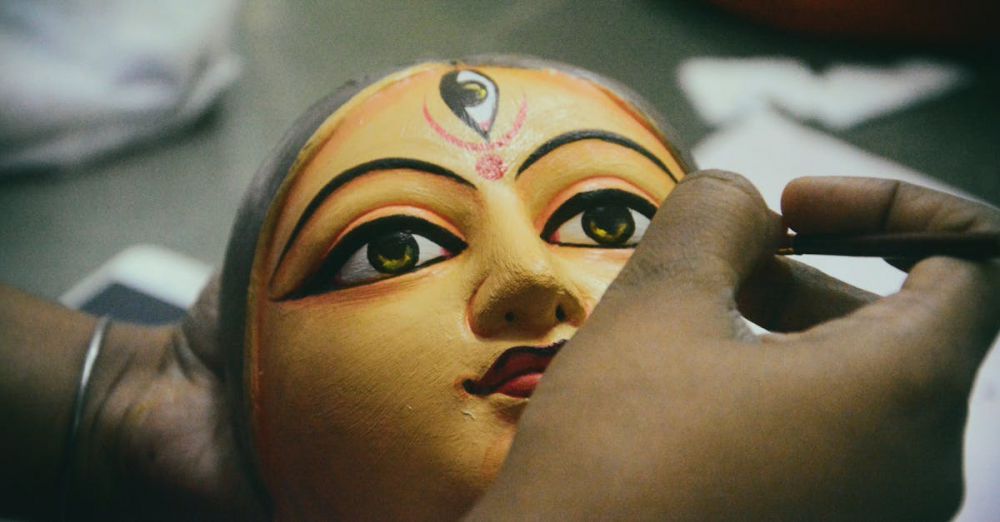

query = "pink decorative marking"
[[423, 104, 489, 152], [476, 153, 506, 180], [422, 98, 528, 181], [490, 99, 527, 149], [423, 98, 528, 152]]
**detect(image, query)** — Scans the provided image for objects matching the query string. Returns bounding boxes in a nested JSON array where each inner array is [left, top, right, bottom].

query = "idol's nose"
[[468, 250, 586, 339]]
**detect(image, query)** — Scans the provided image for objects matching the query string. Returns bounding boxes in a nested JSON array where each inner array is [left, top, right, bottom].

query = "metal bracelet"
[[60, 315, 110, 519]]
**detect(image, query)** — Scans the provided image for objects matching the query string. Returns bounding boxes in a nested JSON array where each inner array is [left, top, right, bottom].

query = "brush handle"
[[777, 231, 1000, 259]]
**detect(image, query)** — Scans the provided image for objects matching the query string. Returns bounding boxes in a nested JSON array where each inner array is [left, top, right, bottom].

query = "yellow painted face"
[[248, 64, 686, 520]]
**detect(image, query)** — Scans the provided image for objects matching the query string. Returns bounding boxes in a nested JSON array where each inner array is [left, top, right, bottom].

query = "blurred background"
[[2, 0, 997, 298]]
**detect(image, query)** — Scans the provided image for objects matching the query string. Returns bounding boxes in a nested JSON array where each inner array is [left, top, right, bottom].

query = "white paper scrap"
[[678, 57, 967, 130]]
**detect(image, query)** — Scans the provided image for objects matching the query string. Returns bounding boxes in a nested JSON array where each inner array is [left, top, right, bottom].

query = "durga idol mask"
[[221, 57, 692, 521]]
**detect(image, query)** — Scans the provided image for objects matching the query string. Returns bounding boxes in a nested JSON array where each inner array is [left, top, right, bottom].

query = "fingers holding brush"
[[738, 256, 878, 333], [776, 176, 999, 388], [743, 177, 998, 333], [779, 176, 999, 267], [781, 177, 1000, 236]]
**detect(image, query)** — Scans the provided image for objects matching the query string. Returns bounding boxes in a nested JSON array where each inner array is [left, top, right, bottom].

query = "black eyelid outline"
[[541, 189, 656, 243], [282, 215, 467, 300], [516, 130, 679, 183], [275, 158, 474, 277]]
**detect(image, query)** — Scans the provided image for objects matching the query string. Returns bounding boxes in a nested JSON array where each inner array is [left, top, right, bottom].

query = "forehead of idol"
[[253, 63, 683, 300]]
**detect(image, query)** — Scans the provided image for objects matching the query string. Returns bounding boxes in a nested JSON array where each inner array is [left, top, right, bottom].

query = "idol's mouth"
[[463, 340, 566, 398]]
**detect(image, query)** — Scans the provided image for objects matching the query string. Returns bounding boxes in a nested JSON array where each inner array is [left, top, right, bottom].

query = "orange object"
[[234, 58, 691, 520]]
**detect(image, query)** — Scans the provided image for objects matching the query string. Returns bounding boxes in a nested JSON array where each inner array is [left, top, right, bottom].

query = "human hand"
[[72, 279, 266, 520], [469, 172, 999, 521]]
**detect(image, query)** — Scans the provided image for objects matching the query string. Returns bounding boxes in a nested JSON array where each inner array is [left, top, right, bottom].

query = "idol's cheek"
[[554, 247, 635, 299], [252, 284, 502, 500]]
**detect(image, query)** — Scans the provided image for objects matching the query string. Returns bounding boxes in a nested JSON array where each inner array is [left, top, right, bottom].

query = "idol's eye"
[[291, 215, 466, 298], [542, 189, 656, 248]]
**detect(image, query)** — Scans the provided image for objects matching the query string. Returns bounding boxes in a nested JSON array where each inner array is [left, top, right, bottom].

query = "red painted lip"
[[464, 340, 566, 398]]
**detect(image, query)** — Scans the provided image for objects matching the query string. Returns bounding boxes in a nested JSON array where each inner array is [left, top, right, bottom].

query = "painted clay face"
[[246, 63, 686, 520]]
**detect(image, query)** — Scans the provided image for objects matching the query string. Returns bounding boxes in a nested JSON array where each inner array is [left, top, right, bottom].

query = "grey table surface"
[[2, 0, 998, 299]]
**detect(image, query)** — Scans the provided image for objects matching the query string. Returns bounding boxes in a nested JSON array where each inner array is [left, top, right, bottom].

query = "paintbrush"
[[777, 231, 1000, 259]]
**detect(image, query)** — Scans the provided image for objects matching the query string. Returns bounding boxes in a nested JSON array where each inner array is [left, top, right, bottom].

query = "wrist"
[[69, 320, 175, 517]]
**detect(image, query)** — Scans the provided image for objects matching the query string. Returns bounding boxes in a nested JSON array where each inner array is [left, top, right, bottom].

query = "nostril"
[[555, 305, 566, 322], [504, 312, 516, 323]]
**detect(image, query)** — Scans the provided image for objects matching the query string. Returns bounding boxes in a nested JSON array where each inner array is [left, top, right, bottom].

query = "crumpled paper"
[[0, 0, 242, 173], [678, 57, 966, 130]]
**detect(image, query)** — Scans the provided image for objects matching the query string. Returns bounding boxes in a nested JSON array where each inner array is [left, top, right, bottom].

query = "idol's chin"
[[480, 389, 531, 424]]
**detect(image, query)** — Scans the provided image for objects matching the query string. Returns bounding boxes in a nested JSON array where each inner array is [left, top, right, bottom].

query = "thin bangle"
[[60, 315, 111, 520]]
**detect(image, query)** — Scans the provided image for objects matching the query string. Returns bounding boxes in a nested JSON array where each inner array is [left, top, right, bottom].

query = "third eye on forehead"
[[440, 70, 499, 139]]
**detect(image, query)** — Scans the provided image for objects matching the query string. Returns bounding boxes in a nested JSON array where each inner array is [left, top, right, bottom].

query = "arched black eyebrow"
[[276, 158, 473, 265], [516, 129, 679, 183]]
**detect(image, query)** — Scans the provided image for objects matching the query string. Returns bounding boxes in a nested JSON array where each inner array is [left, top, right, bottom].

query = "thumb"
[[180, 275, 226, 377], [602, 170, 783, 338]]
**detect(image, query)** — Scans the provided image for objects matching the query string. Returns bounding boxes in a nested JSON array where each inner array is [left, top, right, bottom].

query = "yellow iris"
[[368, 233, 418, 274], [462, 82, 487, 102], [583, 205, 634, 246], [372, 248, 414, 273], [587, 220, 628, 243]]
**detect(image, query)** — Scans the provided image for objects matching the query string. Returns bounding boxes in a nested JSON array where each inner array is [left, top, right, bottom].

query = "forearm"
[[0, 284, 99, 519], [0, 285, 181, 520]]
